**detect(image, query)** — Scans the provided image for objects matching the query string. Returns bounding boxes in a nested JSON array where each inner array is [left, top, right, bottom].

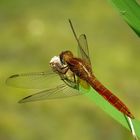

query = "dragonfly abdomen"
[[87, 76, 134, 119]]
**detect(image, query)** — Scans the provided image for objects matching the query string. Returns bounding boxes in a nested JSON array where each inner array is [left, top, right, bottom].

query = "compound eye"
[[59, 53, 65, 64], [60, 57, 66, 65]]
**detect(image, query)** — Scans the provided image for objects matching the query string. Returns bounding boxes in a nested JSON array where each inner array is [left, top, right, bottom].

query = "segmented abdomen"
[[87, 76, 134, 119]]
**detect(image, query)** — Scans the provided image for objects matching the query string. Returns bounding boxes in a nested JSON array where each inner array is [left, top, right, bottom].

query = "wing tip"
[[18, 100, 24, 103], [9, 74, 19, 79], [18, 99, 26, 104], [18, 95, 33, 103], [5, 74, 19, 85], [68, 18, 71, 22], [79, 34, 87, 39]]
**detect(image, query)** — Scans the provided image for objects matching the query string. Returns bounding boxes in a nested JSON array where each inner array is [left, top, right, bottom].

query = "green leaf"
[[108, 0, 140, 36], [82, 87, 140, 138]]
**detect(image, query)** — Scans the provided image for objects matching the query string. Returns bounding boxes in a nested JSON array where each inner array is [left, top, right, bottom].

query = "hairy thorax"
[[67, 57, 92, 80]]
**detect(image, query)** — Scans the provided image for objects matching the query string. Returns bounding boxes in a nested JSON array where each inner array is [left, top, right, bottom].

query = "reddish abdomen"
[[87, 76, 134, 119]]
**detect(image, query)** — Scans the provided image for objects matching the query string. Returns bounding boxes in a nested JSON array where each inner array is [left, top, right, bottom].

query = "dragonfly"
[[6, 19, 134, 119]]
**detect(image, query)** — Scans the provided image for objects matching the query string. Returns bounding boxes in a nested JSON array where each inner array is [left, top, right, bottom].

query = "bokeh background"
[[0, 0, 140, 140]]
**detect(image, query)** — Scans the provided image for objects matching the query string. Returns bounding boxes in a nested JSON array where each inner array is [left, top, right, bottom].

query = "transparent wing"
[[6, 71, 62, 89], [78, 34, 92, 67], [68, 20, 92, 68], [69, 20, 91, 89], [77, 35, 93, 89], [18, 84, 83, 103]]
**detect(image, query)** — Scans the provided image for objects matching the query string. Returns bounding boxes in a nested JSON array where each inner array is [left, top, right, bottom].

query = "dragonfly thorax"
[[60, 50, 73, 64]]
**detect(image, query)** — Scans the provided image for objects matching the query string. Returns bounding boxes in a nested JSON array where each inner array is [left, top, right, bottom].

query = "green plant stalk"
[[108, 0, 140, 36], [81, 87, 140, 138], [106, 0, 140, 137]]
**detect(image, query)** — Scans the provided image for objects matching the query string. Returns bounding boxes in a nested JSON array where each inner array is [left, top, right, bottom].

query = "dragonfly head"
[[60, 51, 73, 64], [50, 56, 63, 70]]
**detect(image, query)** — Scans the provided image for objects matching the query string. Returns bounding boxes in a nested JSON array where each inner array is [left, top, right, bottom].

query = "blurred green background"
[[1, 0, 140, 140]]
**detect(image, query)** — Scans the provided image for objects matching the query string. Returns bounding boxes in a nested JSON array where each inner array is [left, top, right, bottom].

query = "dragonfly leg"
[[60, 65, 69, 74], [62, 78, 78, 89], [73, 74, 76, 83], [54, 65, 69, 75], [60, 72, 78, 89], [51, 61, 79, 89]]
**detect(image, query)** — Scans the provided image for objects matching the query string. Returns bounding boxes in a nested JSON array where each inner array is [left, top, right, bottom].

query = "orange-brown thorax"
[[60, 51, 74, 63], [60, 50, 92, 80]]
